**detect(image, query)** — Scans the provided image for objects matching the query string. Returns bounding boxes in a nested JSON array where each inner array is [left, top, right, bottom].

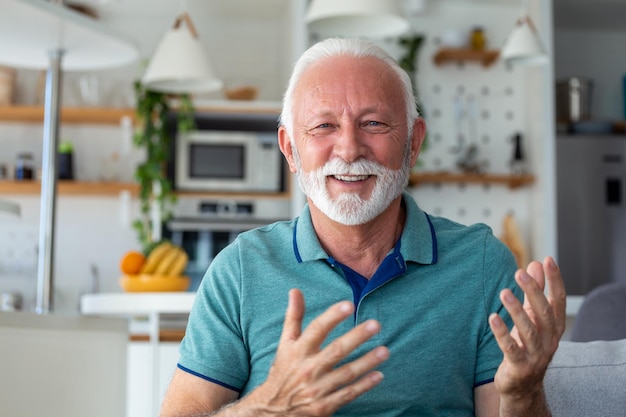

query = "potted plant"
[[132, 81, 195, 254], [57, 140, 74, 180]]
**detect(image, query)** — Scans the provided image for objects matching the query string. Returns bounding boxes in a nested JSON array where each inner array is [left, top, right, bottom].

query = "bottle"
[[470, 27, 486, 51], [510, 133, 526, 175], [15, 152, 34, 180]]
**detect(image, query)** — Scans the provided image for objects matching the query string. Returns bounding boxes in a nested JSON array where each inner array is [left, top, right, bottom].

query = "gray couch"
[[544, 339, 626, 417]]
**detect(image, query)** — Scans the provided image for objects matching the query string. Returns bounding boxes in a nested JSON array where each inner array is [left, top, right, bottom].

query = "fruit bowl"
[[119, 274, 190, 292]]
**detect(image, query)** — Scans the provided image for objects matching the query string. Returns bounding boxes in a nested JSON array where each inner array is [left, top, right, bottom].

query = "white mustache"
[[319, 158, 386, 177]]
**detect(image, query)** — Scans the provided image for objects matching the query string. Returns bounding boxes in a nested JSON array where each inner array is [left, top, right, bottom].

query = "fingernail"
[[548, 257, 557, 271], [375, 346, 389, 359], [490, 314, 502, 327], [339, 302, 353, 313], [503, 291, 516, 304], [518, 270, 530, 283], [370, 371, 384, 383], [365, 320, 380, 333]]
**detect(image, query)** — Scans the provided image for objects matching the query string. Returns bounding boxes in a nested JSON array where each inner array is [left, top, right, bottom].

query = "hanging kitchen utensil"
[[449, 93, 465, 154]]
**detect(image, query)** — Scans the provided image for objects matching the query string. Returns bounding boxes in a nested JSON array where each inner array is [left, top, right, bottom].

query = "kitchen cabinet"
[[0, 312, 128, 417], [81, 292, 195, 417]]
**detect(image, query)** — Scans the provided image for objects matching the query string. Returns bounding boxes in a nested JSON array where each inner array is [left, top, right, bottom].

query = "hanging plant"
[[398, 34, 428, 166], [132, 81, 195, 254], [398, 34, 425, 117]]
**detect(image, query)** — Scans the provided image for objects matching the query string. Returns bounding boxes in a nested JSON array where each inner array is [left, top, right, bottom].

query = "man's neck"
[[309, 197, 406, 279]]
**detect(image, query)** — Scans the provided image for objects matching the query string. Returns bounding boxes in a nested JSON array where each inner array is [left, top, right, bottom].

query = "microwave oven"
[[167, 111, 284, 193]]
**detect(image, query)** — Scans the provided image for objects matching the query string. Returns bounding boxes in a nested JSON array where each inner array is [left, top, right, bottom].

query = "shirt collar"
[[293, 191, 437, 265]]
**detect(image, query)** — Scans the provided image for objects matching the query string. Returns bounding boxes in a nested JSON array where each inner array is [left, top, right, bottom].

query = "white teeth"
[[334, 175, 369, 182]]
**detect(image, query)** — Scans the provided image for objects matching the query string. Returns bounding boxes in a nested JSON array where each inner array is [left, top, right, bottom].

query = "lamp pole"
[[35, 49, 64, 314]]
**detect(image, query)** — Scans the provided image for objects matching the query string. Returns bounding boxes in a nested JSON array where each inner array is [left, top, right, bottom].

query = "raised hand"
[[489, 256, 567, 413], [245, 288, 389, 416]]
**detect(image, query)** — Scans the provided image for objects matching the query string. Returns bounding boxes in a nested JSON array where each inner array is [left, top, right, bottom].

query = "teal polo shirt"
[[178, 192, 520, 416]]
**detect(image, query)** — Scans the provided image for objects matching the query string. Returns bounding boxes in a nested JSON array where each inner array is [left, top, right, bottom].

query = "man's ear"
[[278, 126, 298, 174], [409, 117, 427, 167]]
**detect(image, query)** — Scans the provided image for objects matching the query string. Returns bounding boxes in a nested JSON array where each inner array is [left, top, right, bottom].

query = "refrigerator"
[[557, 135, 626, 295]]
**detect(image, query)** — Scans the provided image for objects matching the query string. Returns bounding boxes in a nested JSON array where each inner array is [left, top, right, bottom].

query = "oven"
[[163, 195, 291, 291]]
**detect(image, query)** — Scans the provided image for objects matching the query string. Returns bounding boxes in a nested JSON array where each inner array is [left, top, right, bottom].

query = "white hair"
[[279, 37, 420, 139]]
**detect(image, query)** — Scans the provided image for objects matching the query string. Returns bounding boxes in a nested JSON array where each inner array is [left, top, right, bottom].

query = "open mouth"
[[332, 174, 371, 182]]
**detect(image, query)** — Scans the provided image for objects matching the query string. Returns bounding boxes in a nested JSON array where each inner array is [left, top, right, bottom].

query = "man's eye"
[[316, 123, 331, 129]]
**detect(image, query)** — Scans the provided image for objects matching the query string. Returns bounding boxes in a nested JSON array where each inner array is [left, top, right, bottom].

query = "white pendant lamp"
[[142, 12, 222, 94], [306, 0, 410, 39], [501, 14, 548, 66]]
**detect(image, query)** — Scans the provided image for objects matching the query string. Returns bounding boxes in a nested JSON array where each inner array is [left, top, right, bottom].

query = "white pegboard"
[[401, 2, 534, 255]]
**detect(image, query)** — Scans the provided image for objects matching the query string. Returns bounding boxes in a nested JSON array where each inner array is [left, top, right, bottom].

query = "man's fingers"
[[513, 270, 557, 354], [544, 256, 567, 337], [489, 312, 524, 364], [316, 319, 382, 370], [297, 300, 355, 349], [315, 346, 389, 405], [280, 288, 306, 344], [525, 261, 545, 292]]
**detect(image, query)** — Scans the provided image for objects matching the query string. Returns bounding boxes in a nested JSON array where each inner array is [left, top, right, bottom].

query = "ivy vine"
[[132, 81, 195, 254]]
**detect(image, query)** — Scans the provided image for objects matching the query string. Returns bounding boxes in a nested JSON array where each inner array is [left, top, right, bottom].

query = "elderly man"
[[160, 38, 566, 417]]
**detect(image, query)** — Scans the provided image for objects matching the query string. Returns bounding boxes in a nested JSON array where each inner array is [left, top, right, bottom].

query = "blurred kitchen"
[[553, 0, 626, 296], [0, 0, 622, 415]]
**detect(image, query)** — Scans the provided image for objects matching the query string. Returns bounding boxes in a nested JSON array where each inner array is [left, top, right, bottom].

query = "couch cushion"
[[544, 339, 626, 417]]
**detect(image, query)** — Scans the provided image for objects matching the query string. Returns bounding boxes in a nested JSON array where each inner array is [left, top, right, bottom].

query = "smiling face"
[[279, 54, 424, 225]]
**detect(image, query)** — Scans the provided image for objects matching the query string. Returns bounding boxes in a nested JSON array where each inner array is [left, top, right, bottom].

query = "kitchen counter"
[[81, 292, 584, 320], [80, 292, 196, 316]]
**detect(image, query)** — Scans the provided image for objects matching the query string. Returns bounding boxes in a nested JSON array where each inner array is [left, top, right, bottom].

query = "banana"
[[166, 250, 188, 276], [139, 242, 172, 274], [153, 247, 181, 275]]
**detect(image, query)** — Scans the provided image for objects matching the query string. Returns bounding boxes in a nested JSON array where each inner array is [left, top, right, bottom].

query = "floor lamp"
[[0, 0, 138, 313]]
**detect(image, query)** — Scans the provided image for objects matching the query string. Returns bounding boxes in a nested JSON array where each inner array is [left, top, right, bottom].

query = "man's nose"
[[334, 125, 366, 162]]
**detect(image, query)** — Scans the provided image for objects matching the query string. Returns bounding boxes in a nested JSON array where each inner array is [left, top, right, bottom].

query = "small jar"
[[470, 27, 486, 51], [15, 152, 34, 180]]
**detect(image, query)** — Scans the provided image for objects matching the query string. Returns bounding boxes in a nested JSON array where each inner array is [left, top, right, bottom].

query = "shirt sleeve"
[[177, 240, 250, 392], [474, 232, 521, 385]]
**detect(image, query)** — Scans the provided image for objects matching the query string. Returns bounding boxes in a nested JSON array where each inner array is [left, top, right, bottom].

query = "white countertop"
[[80, 292, 196, 316], [80, 292, 584, 317]]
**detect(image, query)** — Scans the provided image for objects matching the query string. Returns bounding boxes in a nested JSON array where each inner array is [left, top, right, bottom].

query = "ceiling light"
[[142, 12, 222, 93], [306, 0, 410, 39], [501, 14, 548, 66]]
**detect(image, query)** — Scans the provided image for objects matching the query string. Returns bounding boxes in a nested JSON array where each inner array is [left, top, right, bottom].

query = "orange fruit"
[[120, 251, 146, 275]]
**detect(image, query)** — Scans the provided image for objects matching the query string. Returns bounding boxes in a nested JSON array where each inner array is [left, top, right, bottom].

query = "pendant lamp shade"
[[501, 15, 548, 66], [0, 0, 138, 70], [142, 13, 222, 94], [306, 0, 410, 38]]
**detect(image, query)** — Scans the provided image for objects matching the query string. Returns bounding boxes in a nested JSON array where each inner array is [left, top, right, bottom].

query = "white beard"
[[294, 152, 410, 226]]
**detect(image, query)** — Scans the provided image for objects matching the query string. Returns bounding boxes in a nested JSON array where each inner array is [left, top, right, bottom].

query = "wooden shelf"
[[0, 106, 135, 125], [0, 180, 139, 196], [409, 172, 535, 189], [433, 48, 500, 67], [0, 180, 292, 199], [0, 101, 282, 125]]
